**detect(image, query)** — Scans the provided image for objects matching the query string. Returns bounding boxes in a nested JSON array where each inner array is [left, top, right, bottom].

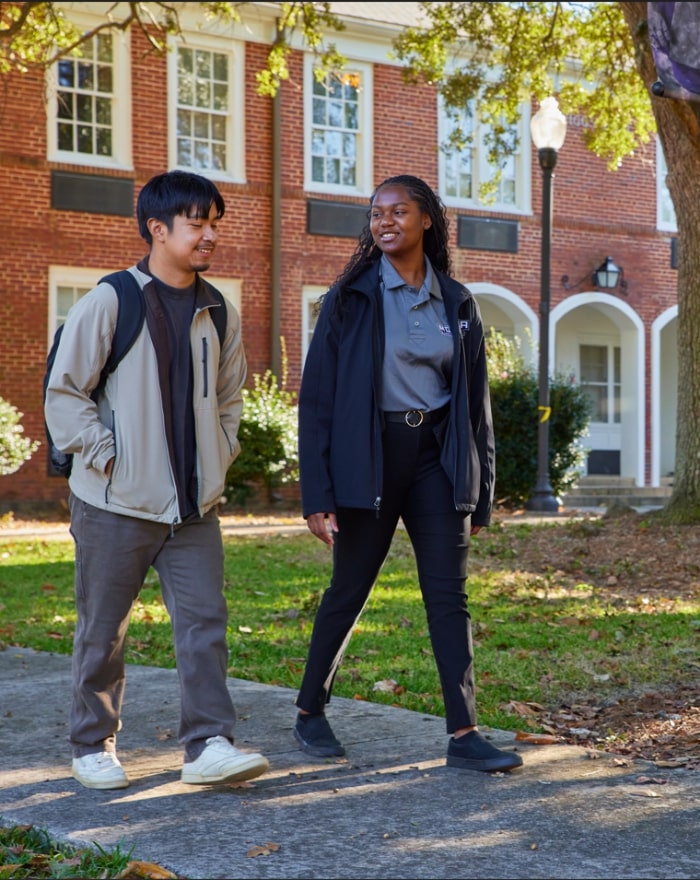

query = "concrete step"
[[560, 477, 672, 510]]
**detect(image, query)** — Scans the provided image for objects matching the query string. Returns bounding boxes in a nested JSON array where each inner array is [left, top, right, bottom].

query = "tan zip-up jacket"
[[44, 263, 246, 525]]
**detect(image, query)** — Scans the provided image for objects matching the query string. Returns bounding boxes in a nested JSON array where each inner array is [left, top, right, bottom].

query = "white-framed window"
[[657, 138, 677, 231], [438, 98, 530, 214], [48, 267, 241, 347], [302, 286, 327, 362], [168, 33, 245, 182], [46, 19, 132, 169], [304, 56, 373, 196], [48, 266, 112, 345], [579, 343, 621, 425]]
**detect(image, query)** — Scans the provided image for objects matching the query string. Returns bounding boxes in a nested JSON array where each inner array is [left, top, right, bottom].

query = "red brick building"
[[0, 2, 678, 508]]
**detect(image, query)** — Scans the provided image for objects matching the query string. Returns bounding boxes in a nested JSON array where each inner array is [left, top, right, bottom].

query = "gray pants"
[[68, 494, 235, 760]]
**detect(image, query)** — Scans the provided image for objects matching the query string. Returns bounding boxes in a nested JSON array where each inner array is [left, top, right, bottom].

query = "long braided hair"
[[322, 175, 452, 315]]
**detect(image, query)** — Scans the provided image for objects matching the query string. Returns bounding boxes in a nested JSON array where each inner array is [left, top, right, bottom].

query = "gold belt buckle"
[[405, 410, 424, 427]]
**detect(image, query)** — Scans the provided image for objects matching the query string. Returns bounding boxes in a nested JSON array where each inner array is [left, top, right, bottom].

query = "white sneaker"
[[72, 752, 129, 790], [181, 736, 269, 785]]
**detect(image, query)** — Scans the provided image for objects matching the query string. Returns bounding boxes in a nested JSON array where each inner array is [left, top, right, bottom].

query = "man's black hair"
[[137, 170, 226, 245]]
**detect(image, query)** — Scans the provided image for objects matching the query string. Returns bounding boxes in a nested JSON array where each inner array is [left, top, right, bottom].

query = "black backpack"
[[44, 270, 228, 478]]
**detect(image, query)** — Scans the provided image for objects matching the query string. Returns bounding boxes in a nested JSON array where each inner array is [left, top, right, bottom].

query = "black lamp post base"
[[525, 490, 560, 512]]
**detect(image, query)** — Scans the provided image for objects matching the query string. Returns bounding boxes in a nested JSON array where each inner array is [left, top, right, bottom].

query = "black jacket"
[[298, 261, 495, 525]]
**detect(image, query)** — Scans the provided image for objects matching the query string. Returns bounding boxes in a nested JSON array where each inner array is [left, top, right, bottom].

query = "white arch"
[[551, 291, 645, 487], [468, 282, 538, 363], [651, 305, 678, 487]]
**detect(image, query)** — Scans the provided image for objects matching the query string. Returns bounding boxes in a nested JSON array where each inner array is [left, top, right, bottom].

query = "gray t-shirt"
[[379, 254, 452, 412]]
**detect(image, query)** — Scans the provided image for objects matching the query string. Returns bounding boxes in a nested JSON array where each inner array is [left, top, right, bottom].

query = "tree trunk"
[[621, 2, 700, 521]]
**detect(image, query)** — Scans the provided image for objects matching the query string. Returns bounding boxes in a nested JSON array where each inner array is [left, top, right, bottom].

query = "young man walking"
[[45, 170, 269, 790]]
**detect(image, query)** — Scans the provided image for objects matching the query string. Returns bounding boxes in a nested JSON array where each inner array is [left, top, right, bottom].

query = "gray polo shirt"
[[379, 254, 453, 412]]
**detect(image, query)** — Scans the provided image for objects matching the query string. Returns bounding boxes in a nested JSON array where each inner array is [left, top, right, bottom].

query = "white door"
[[579, 343, 622, 474]]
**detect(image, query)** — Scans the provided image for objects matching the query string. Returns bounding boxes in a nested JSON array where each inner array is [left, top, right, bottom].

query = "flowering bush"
[[225, 342, 298, 505], [0, 397, 39, 475]]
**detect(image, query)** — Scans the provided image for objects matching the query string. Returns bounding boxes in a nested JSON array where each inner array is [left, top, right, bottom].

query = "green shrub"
[[0, 397, 39, 476], [225, 342, 298, 505], [486, 330, 591, 507]]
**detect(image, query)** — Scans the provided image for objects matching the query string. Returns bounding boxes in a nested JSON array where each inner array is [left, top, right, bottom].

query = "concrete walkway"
[[1, 646, 698, 880]]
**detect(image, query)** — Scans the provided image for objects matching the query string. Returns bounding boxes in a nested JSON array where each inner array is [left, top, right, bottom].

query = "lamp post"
[[526, 96, 567, 512]]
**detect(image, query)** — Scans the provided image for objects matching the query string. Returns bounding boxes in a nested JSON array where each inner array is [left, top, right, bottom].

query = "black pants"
[[296, 418, 476, 732]]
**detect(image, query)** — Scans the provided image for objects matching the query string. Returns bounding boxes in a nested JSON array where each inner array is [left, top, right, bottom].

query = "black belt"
[[383, 404, 449, 428]]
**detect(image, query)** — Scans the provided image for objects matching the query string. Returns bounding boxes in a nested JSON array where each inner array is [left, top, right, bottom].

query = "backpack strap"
[[201, 279, 228, 350], [96, 270, 146, 394]]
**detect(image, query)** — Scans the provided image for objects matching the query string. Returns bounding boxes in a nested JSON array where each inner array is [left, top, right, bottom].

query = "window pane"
[[344, 101, 358, 130], [178, 139, 192, 166], [57, 287, 75, 317], [312, 97, 326, 125], [342, 161, 356, 187], [342, 132, 356, 159], [95, 97, 111, 125], [312, 155, 325, 182], [97, 65, 112, 93], [96, 34, 112, 63], [195, 50, 212, 79], [195, 141, 211, 168], [311, 130, 325, 155], [342, 77, 358, 101], [177, 110, 192, 136], [77, 62, 93, 90], [195, 80, 211, 109], [327, 76, 342, 99], [212, 142, 226, 170], [58, 122, 74, 151], [96, 127, 112, 156], [58, 61, 74, 88], [178, 75, 194, 106], [326, 130, 341, 157], [76, 93, 92, 122], [328, 100, 343, 128], [213, 53, 228, 81], [580, 345, 607, 383], [326, 157, 340, 184], [194, 112, 209, 138], [57, 92, 74, 120], [212, 115, 226, 140], [77, 125, 92, 153], [212, 82, 228, 111], [179, 48, 193, 74]]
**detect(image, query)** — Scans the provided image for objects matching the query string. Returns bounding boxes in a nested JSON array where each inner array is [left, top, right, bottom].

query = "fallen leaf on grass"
[[246, 842, 280, 858], [514, 731, 560, 745], [372, 679, 404, 694], [634, 776, 667, 785], [628, 789, 662, 798], [115, 861, 178, 879], [502, 700, 544, 717]]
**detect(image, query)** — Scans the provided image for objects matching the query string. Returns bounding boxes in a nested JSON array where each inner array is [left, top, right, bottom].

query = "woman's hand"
[[306, 512, 338, 546]]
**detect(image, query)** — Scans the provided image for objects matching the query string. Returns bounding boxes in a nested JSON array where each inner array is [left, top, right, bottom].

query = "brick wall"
[[0, 27, 679, 506]]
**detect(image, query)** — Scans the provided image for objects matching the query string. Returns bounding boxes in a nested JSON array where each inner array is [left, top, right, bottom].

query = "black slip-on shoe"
[[446, 730, 523, 772], [294, 712, 346, 757]]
